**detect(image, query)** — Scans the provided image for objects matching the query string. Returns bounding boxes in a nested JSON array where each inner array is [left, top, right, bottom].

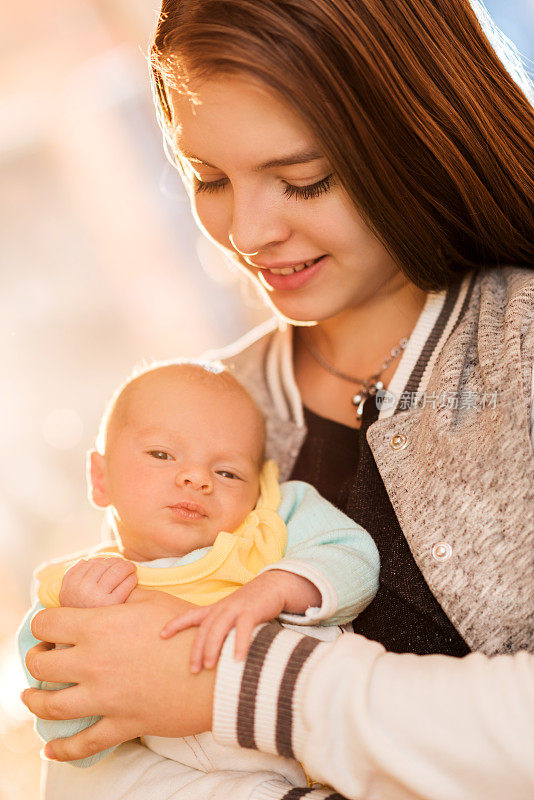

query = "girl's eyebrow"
[[179, 147, 324, 172]]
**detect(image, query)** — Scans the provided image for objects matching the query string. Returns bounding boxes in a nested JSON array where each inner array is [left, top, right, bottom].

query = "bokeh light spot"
[[42, 408, 84, 451]]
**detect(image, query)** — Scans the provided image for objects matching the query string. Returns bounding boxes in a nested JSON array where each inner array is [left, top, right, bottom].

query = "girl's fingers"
[[43, 716, 127, 763], [30, 607, 81, 645], [21, 683, 93, 721], [160, 607, 211, 638], [25, 642, 79, 684]]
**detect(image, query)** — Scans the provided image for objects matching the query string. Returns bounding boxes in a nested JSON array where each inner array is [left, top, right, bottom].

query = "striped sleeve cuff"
[[213, 623, 329, 762]]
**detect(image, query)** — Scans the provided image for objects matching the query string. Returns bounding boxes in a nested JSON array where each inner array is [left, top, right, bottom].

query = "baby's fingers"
[[94, 558, 136, 594], [61, 559, 93, 586], [108, 571, 138, 604], [189, 620, 213, 674], [233, 612, 256, 661], [160, 607, 211, 639], [200, 610, 240, 671]]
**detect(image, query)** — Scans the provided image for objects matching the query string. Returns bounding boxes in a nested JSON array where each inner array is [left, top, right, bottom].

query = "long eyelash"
[[194, 177, 227, 195], [283, 173, 335, 200], [193, 173, 335, 199]]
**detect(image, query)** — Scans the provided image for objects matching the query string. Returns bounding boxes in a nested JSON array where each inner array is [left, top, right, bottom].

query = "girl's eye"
[[216, 470, 240, 480], [147, 450, 174, 461], [193, 176, 228, 195], [193, 173, 335, 200], [283, 173, 335, 200]]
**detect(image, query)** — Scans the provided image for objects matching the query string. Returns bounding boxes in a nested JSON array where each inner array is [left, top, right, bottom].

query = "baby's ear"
[[87, 449, 110, 508]]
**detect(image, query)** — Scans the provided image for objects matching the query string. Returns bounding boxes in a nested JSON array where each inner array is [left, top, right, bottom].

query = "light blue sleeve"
[[18, 602, 45, 688], [17, 603, 113, 769], [264, 480, 379, 627]]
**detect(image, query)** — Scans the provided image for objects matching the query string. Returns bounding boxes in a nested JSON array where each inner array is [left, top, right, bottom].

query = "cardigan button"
[[389, 433, 408, 451], [432, 542, 452, 562]]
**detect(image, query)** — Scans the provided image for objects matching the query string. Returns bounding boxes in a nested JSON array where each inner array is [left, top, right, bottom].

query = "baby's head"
[[89, 362, 266, 562]]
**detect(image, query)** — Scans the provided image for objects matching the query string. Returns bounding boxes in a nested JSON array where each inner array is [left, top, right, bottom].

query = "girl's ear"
[[88, 450, 110, 508]]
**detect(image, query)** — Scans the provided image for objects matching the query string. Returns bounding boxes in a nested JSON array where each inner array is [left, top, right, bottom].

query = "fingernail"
[[43, 744, 56, 760], [20, 690, 28, 705]]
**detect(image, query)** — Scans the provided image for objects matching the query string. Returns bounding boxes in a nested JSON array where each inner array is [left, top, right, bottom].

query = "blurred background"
[[0, 1, 533, 797]]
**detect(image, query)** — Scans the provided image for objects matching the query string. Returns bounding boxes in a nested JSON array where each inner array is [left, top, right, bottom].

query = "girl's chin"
[[261, 293, 341, 326]]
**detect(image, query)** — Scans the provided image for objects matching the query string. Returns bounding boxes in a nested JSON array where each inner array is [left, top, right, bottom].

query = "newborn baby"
[[19, 361, 379, 792]]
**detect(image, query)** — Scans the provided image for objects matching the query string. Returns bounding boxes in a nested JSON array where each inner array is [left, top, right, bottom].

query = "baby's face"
[[92, 369, 263, 561]]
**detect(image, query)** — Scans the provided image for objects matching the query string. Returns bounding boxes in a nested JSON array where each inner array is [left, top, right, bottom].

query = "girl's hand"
[[160, 570, 313, 672], [59, 557, 138, 608], [20, 592, 215, 763]]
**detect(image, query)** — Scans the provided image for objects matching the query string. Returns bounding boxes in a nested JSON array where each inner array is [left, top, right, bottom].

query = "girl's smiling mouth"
[[256, 254, 328, 290]]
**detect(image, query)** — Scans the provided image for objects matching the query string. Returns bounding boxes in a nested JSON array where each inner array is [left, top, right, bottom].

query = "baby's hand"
[[59, 557, 138, 608], [160, 571, 289, 673]]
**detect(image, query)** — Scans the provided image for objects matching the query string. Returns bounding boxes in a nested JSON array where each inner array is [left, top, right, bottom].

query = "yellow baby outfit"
[[36, 460, 287, 608]]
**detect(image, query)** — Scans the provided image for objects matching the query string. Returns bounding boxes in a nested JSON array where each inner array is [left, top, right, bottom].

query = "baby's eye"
[[147, 450, 174, 461], [216, 470, 240, 480]]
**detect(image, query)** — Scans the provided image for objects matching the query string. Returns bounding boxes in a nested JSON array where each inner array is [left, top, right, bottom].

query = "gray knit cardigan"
[[215, 268, 534, 656]]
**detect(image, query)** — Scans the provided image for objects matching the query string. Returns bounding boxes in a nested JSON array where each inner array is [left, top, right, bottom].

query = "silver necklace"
[[302, 333, 409, 418]]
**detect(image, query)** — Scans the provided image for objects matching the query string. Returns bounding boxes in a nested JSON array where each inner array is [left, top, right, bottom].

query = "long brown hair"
[[150, 0, 534, 291]]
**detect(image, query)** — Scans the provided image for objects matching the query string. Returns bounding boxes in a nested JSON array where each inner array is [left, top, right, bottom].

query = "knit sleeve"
[[17, 602, 46, 688], [214, 625, 534, 800], [529, 361, 534, 451], [261, 481, 379, 626], [213, 624, 349, 800]]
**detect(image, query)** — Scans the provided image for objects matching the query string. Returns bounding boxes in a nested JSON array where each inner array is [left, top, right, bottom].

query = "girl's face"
[[171, 74, 407, 323]]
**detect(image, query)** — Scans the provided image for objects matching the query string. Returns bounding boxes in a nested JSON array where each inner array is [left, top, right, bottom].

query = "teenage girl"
[[23, 1, 534, 798]]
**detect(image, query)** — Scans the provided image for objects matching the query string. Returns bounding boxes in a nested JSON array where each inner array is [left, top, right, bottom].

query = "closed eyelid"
[[193, 173, 335, 202]]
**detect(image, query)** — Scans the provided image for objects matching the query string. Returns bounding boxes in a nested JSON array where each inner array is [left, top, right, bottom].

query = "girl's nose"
[[228, 189, 291, 259], [228, 234, 258, 257]]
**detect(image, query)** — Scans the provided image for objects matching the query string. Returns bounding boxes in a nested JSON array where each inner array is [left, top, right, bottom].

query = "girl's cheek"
[[193, 198, 231, 247]]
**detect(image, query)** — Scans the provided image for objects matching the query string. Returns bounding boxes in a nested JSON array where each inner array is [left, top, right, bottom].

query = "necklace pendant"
[[369, 380, 384, 396], [352, 392, 367, 417]]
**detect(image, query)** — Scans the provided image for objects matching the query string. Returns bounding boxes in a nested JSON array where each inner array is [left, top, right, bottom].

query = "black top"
[[290, 399, 470, 657]]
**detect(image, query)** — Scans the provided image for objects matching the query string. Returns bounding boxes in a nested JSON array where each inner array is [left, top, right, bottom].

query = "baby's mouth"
[[168, 502, 207, 520]]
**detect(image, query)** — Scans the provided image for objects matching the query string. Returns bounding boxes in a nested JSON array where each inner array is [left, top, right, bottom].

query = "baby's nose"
[[176, 468, 212, 493]]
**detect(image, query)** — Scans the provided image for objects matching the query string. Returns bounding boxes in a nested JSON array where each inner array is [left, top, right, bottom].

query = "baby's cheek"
[[221, 492, 259, 531]]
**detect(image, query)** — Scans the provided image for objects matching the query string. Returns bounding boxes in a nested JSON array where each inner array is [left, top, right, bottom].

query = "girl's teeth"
[[269, 258, 318, 275]]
